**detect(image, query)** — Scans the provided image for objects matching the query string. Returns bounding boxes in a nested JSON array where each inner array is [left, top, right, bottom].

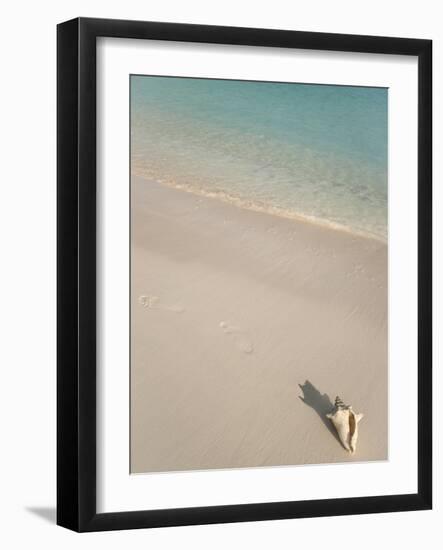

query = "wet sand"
[[130, 175, 388, 473]]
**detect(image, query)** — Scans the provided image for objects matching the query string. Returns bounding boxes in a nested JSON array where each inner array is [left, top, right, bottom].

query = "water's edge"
[[132, 173, 387, 245]]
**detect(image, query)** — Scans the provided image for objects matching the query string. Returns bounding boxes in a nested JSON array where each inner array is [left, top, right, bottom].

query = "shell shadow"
[[298, 380, 340, 445]]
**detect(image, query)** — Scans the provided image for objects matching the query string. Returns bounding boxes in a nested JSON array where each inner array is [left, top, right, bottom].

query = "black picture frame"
[[57, 17, 432, 532]]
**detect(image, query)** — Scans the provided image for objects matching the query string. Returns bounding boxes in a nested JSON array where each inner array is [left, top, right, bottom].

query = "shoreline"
[[131, 170, 387, 244], [131, 175, 388, 473]]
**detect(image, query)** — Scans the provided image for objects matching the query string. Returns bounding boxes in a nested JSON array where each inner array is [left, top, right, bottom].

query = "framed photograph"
[[57, 17, 432, 531]]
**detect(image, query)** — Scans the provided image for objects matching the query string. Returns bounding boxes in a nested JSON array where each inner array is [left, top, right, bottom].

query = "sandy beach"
[[130, 175, 388, 473]]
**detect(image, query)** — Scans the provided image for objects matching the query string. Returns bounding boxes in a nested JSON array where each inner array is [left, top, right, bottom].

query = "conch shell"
[[326, 396, 364, 454]]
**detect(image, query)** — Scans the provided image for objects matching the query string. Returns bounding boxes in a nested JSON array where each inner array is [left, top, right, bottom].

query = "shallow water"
[[131, 76, 387, 241]]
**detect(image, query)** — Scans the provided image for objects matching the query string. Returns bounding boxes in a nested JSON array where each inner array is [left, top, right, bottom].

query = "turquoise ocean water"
[[131, 76, 388, 241]]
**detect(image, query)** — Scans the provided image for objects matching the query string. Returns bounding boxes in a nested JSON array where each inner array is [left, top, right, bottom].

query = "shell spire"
[[334, 396, 348, 410]]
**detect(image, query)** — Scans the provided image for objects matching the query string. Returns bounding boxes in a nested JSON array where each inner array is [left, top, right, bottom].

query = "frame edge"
[[417, 39, 432, 510], [57, 17, 80, 532]]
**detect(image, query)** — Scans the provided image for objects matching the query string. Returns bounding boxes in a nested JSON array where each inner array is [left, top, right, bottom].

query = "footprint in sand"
[[138, 295, 185, 313], [219, 321, 254, 354]]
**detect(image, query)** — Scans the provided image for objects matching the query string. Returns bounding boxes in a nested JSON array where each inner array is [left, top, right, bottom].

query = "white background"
[[0, 0, 440, 548]]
